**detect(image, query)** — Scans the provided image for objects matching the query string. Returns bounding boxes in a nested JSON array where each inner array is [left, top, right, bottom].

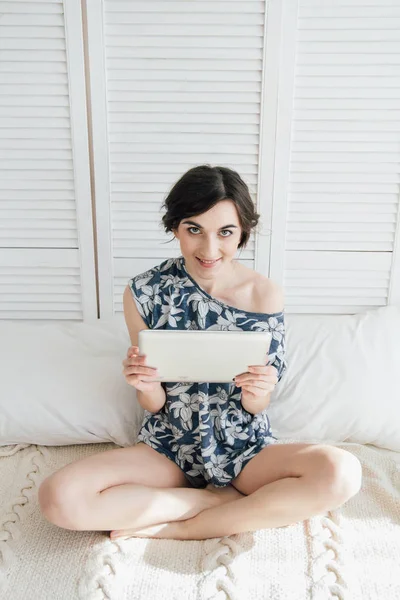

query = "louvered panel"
[[107, 1, 265, 12], [0, 139, 71, 150], [108, 71, 262, 83], [279, 1, 400, 312], [112, 257, 254, 315], [110, 155, 259, 167], [89, 0, 268, 317], [289, 4, 400, 254], [107, 50, 262, 67], [109, 114, 260, 124], [110, 171, 259, 186], [0, 249, 83, 320], [0, 2, 63, 14], [284, 251, 392, 314], [287, 205, 395, 250], [0, 0, 96, 320], [0, 2, 77, 250]]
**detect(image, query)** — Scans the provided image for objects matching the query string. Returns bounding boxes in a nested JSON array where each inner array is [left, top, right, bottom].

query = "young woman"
[[38, 165, 362, 541]]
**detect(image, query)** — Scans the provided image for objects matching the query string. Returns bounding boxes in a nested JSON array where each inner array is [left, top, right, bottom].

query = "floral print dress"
[[128, 256, 287, 488]]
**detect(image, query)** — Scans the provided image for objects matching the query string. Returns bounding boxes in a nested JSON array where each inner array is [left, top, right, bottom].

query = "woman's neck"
[[184, 258, 242, 296]]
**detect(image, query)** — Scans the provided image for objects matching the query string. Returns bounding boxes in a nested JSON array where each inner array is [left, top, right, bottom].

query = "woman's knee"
[[38, 473, 86, 530], [310, 446, 363, 506]]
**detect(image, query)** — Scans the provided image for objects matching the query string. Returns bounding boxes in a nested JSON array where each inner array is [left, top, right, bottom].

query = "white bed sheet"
[[0, 439, 399, 600]]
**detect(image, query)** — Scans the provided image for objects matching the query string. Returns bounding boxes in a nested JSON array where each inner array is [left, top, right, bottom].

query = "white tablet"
[[138, 329, 272, 383]]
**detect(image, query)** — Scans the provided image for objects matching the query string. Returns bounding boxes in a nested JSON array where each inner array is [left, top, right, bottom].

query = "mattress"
[[1, 439, 399, 600]]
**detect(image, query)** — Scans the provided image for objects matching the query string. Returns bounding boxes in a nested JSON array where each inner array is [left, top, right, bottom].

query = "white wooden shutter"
[[87, 0, 277, 319], [0, 0, 96, 320], [269, 0, 400, 314]]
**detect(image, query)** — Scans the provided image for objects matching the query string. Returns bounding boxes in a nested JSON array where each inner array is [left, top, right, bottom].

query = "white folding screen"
[[0, 0, 96, 320], [1, 0, 399, 321], [86, 0, 281, 320], [269, 0, 400, 313]]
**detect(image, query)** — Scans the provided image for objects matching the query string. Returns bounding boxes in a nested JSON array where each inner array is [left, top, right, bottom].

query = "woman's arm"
[[123, 285, 166, 413], [136, 383, 166, 414], [241, 391, 272, 415], [239, 279, 285, 415]]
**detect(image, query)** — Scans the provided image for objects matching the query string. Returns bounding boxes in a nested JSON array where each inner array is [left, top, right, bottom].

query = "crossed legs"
[[38, 441, 362, 541]]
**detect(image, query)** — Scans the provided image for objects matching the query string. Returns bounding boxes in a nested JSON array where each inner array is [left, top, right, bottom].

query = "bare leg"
[[185, 476, 330, 539], [110, 485, 244, 539], [49, 481, 243, 533], [39, 440, 245, 535], [109, 483, 244, 538], [122, 475, 350, 541], [118, 441, 362, 540]]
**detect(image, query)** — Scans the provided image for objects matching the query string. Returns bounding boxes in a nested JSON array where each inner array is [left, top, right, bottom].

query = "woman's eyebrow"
[[182, 220, 238, 229]]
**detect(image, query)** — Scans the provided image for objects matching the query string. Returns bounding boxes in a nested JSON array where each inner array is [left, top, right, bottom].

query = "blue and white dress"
[[128, 256, 287, 488]]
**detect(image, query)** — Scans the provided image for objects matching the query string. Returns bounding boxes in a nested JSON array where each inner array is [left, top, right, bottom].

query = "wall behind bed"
[[1, 0, 399, 321], [0, 0, 97, 321]]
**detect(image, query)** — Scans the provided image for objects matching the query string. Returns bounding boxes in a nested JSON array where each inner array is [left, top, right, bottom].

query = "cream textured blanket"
[[1, 440, 399, 600]]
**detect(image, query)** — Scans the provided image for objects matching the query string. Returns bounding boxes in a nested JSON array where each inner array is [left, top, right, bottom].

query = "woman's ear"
[[172, 228, 179, 240]]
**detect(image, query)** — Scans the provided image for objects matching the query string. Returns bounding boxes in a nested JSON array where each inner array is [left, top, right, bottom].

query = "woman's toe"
[[110, 530, 127, 539]]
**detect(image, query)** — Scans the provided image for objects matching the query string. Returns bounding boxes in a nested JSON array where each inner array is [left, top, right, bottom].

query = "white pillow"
[[0, 320, 142, 447], [269, 305, 400, 452], [1, 305, 399, 452]]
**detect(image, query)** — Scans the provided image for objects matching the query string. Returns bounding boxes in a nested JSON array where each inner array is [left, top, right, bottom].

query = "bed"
[[1, 307, 399, 599]]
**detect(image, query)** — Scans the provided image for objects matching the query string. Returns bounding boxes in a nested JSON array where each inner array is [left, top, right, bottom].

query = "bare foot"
[[110, 520, 187, 541]]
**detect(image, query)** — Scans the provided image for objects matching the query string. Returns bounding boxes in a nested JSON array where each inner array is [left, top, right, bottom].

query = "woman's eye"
[[187, 227, 232, 237]]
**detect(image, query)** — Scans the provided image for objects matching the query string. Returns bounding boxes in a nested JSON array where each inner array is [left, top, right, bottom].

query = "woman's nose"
[[201, 238, 219, 258]]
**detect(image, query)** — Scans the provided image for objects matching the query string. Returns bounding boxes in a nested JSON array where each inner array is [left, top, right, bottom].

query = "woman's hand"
[[234, 363, 279, 403], [122, 346, 161, 393]]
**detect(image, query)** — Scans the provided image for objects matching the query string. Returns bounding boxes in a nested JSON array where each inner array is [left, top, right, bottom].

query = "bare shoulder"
[[251, 272, 284, 314], [234, 262, 284, 314]]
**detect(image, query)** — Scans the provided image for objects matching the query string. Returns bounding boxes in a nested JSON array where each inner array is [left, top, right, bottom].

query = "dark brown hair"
[[161, 165, 260, 249]]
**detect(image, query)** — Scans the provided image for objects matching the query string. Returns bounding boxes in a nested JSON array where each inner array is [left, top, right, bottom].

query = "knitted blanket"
[[1, 440, 399, 600]]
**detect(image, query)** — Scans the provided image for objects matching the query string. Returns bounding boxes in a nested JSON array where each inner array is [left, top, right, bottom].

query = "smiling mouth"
[[196, 257, 221, 266]]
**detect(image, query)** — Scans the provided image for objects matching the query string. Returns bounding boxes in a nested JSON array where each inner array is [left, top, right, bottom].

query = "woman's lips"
[[196, 257, 221, 268]]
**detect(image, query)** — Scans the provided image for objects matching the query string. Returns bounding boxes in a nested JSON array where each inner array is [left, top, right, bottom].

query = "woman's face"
[[173, 200, 243, 277]]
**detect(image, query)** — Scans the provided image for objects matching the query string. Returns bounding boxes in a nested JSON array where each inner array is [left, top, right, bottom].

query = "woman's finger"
[[240, 385, 266, 397], [126, 376, 159, 386], [122, 354, 148, 368], [124, 366, 158, 376], [236, 374, 278, 385], [237, 380, 270, 390], [125, 375, 160, 390], [126, 372, 159, 383], [248, 365, 277, 375]]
